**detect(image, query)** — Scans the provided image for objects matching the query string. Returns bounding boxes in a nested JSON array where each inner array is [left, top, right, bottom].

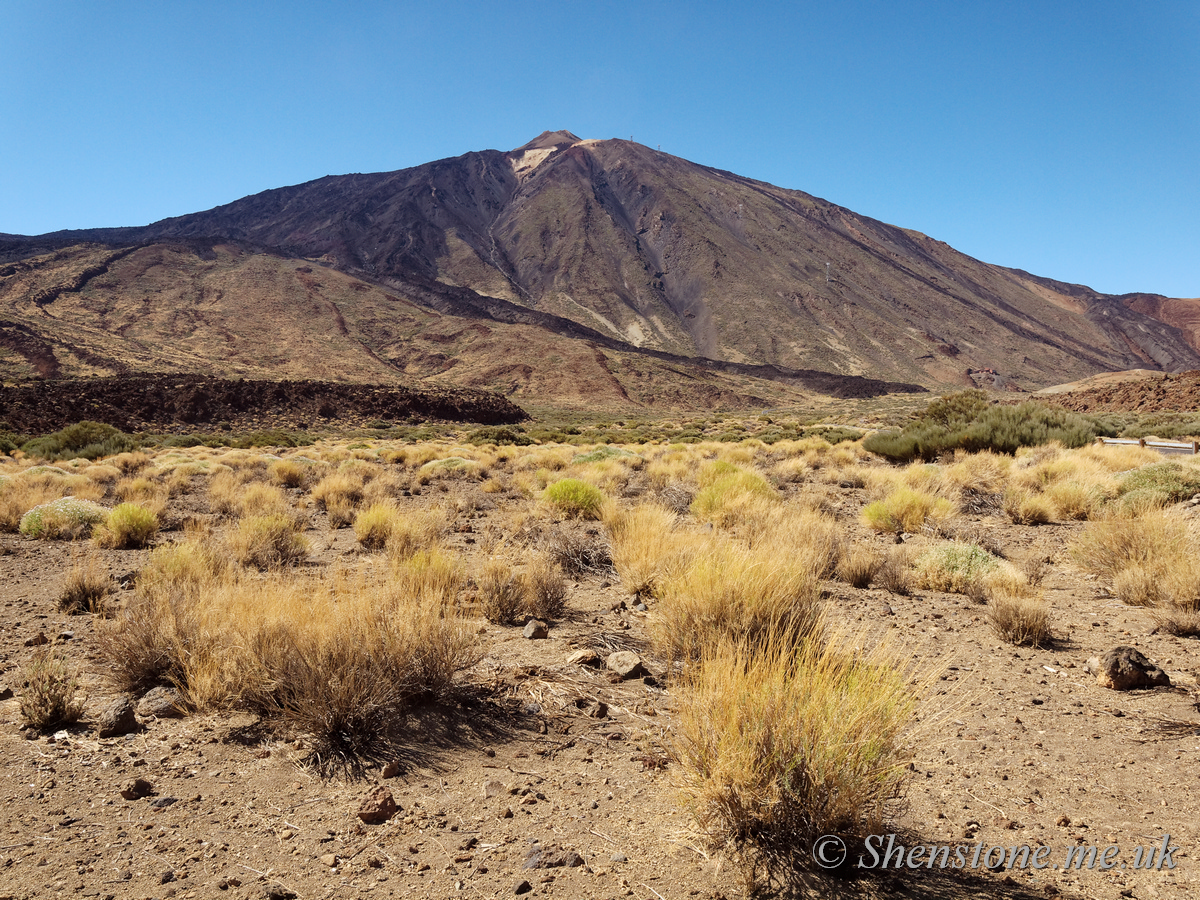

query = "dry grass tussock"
[[835, 542, 881, 588], [652, 537, 824, 663], [605, 504, 700, 597], [59, 553, 114, 614], [673, 633, 916, 893], [115, 475, 170, 517], [20, 649, 85, 731], [389, 547, 464, 605], [520, 551, 568, 620], [989, 593, 1052, 647], [477, 557, 525, 624], [227, 515, 308, 569], [97, 560, 479, 775]]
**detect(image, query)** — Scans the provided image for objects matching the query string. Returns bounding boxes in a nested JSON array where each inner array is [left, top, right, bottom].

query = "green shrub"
[[19, 497, 108, 539], [914, 542, 999, 593], [21, 421, 137, 461], [864, 391, 1110, 461], [468, 426, 533, 446], [543, 478, 606, 519], [571, 445, 638, 464], [804, 426, 864, 445], [1117, 462, 1200, 507]]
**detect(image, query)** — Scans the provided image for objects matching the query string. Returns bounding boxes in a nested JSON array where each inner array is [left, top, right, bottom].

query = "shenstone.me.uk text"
[[811, 833, 1179, 872]]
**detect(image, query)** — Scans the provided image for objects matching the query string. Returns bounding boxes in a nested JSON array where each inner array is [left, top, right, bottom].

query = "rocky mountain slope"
[[4, 130, 1198, 392], [0, 241, 916, 411]]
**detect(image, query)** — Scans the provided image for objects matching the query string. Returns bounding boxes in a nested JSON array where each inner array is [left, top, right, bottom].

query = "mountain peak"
[[512, 130, 581, 153]]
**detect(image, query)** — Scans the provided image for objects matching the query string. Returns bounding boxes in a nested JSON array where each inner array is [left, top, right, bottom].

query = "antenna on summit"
[[825, 262, 831, 283]]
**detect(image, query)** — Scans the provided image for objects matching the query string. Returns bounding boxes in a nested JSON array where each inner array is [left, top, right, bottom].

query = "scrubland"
[[3, 408, 1200, 899]]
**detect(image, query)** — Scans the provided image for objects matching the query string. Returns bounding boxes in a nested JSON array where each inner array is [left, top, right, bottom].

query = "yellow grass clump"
[[93, 502, 159, 549], [862, 485, 955, 534], [1002, 488, 1054, 525], [673, 634, 916, 891], [311, 469, 365, 527]]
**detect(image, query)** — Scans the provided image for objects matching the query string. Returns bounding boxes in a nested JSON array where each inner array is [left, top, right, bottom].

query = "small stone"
[[23, 632, 49, 647], [381, 760, 401, 779], [610, 853, 628, 863], [137, 686, 185, 719], [584, 700, 608, 719], [632, 603, 647, 612], [483, 779, 505, 799], [605, 651, 647, 680], [119, 778, 153, 800], [566, 649, 602, 668], [523, 620, 549, 640], [357, 786, 399, 824], [150, 797, 179, 808], [159, 870, 175, 884], [0, 686, 12, 701], [319, 854, 338, 868], [264, 887, 298, 900], [96, 696, 139, 738], [514, 880, 533, 895]]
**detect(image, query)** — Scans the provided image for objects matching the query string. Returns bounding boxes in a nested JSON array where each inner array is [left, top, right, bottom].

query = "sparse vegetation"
[[15, 420, 1198, 895]]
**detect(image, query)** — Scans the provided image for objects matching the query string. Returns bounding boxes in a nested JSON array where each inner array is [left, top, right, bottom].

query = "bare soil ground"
[[1, 447, 1199, 900]]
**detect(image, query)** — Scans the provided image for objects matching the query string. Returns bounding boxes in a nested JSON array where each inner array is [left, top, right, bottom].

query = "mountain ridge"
[[3, 132, 1198, 394]]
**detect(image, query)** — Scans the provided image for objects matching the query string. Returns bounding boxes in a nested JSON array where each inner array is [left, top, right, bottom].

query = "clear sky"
[[2, 1, 1196, 297]]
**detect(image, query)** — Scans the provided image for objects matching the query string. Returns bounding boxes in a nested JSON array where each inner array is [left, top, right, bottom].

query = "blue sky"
[[2, 1, 1197, 297]]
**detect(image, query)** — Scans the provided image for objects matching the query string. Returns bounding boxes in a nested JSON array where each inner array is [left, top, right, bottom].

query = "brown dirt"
[[1, 458, 1198, 900]]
